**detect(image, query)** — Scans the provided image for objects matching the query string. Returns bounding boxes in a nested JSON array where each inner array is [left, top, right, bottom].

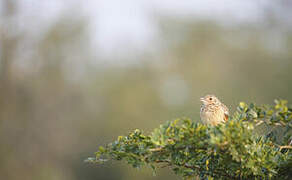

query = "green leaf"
[[87, 99, 292, 180]]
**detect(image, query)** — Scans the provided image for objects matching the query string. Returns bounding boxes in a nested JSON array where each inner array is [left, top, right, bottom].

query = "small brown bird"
[[200, 95, 229, 126]]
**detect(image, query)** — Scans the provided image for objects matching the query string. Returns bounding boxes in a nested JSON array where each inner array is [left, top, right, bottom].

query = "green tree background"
[[0, 1, 292, 180]]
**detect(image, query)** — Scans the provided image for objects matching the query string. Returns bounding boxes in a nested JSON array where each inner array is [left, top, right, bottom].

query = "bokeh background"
[[1, 0, 292, 180]]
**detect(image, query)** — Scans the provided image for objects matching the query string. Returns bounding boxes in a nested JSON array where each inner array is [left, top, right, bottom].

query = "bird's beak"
[[200, 97, 205, 102]]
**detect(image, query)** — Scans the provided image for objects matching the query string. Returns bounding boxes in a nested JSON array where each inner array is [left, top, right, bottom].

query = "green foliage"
[[87, 100, 292, 179]]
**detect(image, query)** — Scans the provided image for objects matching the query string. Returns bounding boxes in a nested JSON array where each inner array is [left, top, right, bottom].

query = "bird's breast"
[[200, 105, 225, 126]]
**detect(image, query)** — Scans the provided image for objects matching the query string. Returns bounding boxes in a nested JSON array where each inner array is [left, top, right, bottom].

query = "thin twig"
[[154, 159, 235, 179], [149, 147, 163, 152], [279, 146, 292, 151]]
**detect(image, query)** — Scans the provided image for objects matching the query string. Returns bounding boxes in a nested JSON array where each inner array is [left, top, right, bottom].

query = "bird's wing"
[[222, 104, 229, 122]]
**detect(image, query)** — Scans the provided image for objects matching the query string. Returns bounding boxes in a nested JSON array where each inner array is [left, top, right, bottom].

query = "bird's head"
[[200, 94, 220, 105]]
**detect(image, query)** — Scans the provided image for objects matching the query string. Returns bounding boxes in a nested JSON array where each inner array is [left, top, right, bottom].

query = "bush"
[[87, 100, 292, 179]]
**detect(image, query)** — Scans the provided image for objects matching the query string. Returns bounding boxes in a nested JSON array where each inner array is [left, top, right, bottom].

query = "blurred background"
[[1, 0, 292, 179]]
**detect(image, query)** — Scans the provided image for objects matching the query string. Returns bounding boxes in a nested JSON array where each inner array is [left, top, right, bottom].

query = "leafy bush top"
[[87, 100, 292, 179]]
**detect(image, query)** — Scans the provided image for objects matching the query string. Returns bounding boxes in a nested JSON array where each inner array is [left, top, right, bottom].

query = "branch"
[[279, 146, 292, 151], [153, 160, 236, 179]]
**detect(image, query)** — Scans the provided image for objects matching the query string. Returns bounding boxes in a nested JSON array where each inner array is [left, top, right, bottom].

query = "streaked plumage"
[[200, 95, 229, 126]]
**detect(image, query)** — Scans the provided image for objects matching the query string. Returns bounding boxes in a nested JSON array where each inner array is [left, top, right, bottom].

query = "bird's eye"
[[209, 97, 212, 100]]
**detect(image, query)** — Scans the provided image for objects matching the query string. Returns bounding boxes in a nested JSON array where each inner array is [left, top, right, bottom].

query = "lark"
[[200, 95, 229, 126]]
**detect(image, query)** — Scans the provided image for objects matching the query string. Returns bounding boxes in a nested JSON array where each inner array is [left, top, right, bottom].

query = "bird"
[[200, 94, 229, 126]]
